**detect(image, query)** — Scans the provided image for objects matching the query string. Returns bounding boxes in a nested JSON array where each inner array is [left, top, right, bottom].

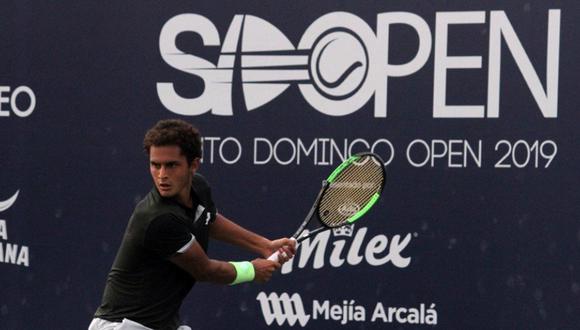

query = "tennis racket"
[[268, 152, 386, 262]]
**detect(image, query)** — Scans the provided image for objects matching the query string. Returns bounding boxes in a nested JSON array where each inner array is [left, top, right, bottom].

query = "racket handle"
[[267, 238, 298, 262]]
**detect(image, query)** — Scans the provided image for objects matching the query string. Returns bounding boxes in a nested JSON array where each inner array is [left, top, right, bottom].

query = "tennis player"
[[89, 119, 295, 330]]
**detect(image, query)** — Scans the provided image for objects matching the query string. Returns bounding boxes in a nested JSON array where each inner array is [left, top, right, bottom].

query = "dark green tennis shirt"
[[94, 174, 216, 330]]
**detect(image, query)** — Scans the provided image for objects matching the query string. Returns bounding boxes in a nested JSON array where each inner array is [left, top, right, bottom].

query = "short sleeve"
[[144, 214, 194, 258]]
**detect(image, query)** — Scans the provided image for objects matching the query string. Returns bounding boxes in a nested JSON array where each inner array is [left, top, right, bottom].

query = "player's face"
[[149, 145, 198, 207]]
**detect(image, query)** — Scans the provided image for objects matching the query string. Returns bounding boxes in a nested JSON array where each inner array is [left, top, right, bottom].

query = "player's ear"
[[190, 157, 201, 173]]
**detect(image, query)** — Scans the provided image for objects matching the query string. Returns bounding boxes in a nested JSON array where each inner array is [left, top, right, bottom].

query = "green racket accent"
[[347, 193, 380, 223], [327, 155, 360, 183]]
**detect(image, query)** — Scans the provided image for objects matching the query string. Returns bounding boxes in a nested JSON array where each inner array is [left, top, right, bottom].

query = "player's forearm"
[[196, 259, 237, 284], [210, 213, 271, 256], [171, 251, 236, 284]]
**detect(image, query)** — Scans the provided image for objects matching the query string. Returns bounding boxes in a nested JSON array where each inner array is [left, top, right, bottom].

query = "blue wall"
[[1, 1, 579, 329]]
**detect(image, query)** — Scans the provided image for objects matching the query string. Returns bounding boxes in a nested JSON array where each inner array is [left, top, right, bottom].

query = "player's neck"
[[175, 176, 194, 208], [175, 190, 193, 209]]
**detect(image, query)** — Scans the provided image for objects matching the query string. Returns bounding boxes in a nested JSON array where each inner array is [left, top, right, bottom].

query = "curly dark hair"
[[143, 119, 202, 164]]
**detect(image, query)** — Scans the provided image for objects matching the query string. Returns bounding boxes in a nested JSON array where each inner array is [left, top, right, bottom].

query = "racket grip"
[[267, 251, 282, 262], [267, 238, 298, 262]]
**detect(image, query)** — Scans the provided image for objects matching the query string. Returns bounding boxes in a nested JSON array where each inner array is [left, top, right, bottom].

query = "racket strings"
[[318, 157, 384, 227]]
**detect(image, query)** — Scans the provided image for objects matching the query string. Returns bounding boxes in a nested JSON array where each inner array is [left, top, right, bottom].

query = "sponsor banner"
[[0, 1, 579, 329]]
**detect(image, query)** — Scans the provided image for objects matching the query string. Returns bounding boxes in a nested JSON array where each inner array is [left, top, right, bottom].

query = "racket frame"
[[292, 180, 330, 243]]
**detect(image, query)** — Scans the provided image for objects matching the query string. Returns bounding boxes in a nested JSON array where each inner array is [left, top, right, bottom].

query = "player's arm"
[[169, 240, 280, 284], [209, 213, 296, 258], [146, 214, 283, 284]]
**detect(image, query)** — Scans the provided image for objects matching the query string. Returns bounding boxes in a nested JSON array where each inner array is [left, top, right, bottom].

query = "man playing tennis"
[[89, 119, 296, 330]]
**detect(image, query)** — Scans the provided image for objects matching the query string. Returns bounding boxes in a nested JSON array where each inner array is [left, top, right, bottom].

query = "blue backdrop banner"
[[0, 1, 579, 329]]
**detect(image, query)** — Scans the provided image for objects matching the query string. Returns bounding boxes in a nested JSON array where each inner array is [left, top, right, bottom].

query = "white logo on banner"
[[0, 190, 30, 267], [256, 292, 311, 327], [158, 12, 374, 117], [0, 190, 19, 212], [257, 292, 439, 326], [281, 225, 413, 274], [158, 10, 560, 118]]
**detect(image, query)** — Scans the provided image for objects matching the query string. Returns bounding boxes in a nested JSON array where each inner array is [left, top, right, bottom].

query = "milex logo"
[[256, 291, 439, 327], [280, 225, 413, 274]]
